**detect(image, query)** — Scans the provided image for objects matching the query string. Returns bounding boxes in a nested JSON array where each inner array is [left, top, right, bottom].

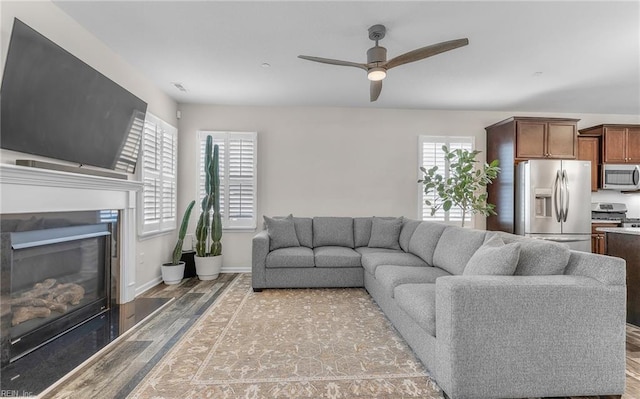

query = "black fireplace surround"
[[0, 211, 116, 367]]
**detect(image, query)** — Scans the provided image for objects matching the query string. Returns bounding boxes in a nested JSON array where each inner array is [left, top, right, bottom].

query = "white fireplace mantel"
[[0, 163, 142, 303]]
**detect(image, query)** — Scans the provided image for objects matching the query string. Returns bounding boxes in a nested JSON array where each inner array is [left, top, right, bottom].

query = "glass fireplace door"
[[5, 224, 111, 362]]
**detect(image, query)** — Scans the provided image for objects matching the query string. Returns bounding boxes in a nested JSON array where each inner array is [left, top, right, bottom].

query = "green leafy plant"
[[170, 200, 196, 265], [195, 136, 222, 257], [419, 145, 500, 227]]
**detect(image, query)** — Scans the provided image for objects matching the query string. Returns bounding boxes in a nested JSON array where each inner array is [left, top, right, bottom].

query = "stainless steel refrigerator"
[[515, 159, 591, 252]]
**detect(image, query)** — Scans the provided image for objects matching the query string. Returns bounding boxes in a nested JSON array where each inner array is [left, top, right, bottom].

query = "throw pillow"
[[368, 216, 403, 250], [463, 235, 521, 276], [264, 214, 300, 251]]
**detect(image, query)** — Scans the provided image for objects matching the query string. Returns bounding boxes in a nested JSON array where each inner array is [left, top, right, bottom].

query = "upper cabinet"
[[579, 124, 640, 164], [515, 119, 577, 160]]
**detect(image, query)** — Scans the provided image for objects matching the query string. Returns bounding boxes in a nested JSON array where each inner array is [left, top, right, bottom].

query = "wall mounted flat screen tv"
[[0, 19, 147, 173]]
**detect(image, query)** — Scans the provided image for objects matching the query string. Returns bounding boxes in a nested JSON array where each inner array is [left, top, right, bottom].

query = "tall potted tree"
[[419, 145, 500, 228], [194, 135, 223, 280], [161, 200, 196, 284]]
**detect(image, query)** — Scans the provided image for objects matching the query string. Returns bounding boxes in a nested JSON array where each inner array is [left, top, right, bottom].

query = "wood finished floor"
[[42, 275, 639, 399]]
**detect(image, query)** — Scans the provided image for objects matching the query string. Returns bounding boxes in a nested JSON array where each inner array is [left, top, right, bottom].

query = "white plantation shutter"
[[114, 110, 145, 173], [197, 131, 257, 230], [138, 113, 178, 236], [419, 136, 474, 227]]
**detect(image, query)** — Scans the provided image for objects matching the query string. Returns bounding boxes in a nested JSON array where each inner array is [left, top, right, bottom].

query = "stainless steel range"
[[591, 202, 627, 222], [622, 219, 640, 228], [591, 203, 640, 227]]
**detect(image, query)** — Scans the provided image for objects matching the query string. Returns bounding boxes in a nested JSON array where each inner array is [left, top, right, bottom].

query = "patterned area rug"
[[129, 274, 442, 398]]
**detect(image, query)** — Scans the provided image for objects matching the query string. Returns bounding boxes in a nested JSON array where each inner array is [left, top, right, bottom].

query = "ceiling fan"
[[298, 24, 469, 102]]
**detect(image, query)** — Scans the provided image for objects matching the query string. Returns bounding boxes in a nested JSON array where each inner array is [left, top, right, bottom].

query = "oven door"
[[602, 164, 640, 190]]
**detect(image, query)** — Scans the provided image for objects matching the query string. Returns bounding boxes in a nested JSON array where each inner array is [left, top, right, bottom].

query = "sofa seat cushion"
[[266, 247, 315, 268], [314, 246, 361, 268], [313, 217, 355, 248], [394, 283, 436, 337], [361, 252, 427, 275], [355, 247, 402, 255], [374, 265, 451, 298], [432, 226, 488, 275]]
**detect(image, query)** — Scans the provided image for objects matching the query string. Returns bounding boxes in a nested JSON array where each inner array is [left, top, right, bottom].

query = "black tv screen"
[[0, 19, 147, 172]]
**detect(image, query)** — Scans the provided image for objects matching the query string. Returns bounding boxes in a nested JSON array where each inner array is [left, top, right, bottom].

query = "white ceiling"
[[53, 1, 640, 114]]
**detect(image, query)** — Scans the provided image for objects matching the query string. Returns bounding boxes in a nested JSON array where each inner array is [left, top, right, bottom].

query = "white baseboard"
[[135, 276, 162, 297], [222, 266, 251, 273]]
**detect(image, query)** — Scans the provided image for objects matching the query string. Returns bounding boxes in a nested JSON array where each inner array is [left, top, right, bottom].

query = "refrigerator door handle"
[[553, 170, 562, 222], [562, 169, 570, 222]]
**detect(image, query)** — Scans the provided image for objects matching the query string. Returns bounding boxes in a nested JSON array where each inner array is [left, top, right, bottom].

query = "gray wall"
[[177, 104, 640, 270]]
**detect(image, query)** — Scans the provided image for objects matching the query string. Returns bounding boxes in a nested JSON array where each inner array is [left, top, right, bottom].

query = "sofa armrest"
[[435, 275, 626, 398], [564, 249, 626, 285], [252, 230, 270, 289]]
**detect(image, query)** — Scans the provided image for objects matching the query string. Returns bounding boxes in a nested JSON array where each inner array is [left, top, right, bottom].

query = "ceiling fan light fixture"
[[367, 67, 386, 81]]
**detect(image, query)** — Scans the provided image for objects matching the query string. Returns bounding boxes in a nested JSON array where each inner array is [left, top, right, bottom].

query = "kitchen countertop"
[[596, 227, 640, 236], [591, 219, 622, 224]]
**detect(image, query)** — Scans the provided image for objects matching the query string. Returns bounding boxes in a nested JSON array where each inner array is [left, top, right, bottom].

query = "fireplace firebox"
[[1, 211, 116, 366]]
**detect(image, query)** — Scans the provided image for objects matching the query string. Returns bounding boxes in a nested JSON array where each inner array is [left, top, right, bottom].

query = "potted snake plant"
[[161, 200, 196, 284], [194, 136, 223, 280]]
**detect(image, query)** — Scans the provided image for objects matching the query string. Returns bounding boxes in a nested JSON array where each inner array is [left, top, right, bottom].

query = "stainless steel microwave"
[[602, 164, 640, 190]]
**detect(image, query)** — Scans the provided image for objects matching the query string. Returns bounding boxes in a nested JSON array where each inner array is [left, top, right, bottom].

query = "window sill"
[[223, 227, 256, 233], [138, 229, 174, 241]]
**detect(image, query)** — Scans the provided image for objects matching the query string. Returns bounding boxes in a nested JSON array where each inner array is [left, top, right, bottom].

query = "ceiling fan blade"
[[384, 38, 469, 70], [298, 55, 368, 71], [370, 80, 382, 102]]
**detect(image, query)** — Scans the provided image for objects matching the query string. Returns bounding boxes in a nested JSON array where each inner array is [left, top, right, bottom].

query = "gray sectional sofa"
[[252, 215, 626, 398]]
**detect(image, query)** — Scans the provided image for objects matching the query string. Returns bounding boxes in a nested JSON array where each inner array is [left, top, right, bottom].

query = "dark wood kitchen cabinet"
[[579, 124, 640, 164], [485, 117, 579, 232], [591, 222, 617, 254], [515, 119, 577, 160], [606, 231, 640, 326], [577, 136, 600, 191]]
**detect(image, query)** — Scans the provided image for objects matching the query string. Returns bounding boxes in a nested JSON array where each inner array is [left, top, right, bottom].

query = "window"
[[138, 113, 177, 236], [418, 135, 474, 226], [197, 131, 257, 230]]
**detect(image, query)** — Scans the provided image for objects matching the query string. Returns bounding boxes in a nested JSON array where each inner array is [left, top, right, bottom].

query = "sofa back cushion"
[[313, 217, 354, 248], [399, 218, 421, 252], [407, 221, 448, 265], [368, 217, 403, 250], [494, 232, 572, 275], [432, 226, 487, 275], [353, 217, 373, 247], [264, 215, 300, 251], [515, 240, 571, 275], [292, 217, 313, 248]]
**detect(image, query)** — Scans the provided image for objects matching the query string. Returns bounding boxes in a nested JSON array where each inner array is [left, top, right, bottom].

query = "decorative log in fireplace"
[[10, 279, 85, 326]]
